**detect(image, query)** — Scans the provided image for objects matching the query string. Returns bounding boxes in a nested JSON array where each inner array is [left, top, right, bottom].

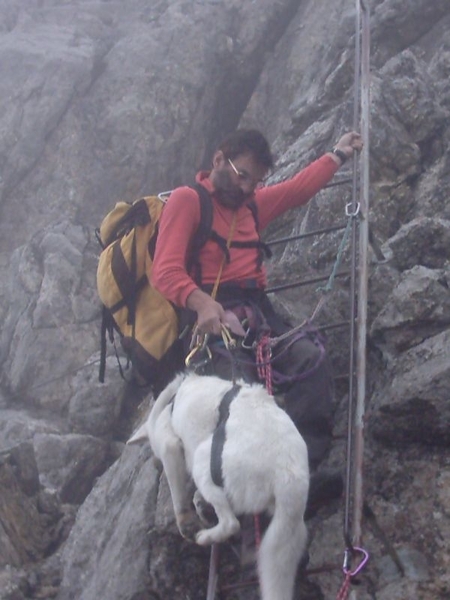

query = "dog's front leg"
[[150, 402, 203, 541]]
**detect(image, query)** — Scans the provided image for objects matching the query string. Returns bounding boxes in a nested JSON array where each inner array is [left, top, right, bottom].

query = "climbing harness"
[[235, 199, 357, 393]]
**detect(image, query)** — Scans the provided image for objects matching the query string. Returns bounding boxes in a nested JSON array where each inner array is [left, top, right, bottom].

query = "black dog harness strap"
[[210, 384, 241, 487]]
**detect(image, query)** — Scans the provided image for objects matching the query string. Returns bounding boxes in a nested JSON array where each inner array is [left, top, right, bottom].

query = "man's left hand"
[[333, 131, 363, 160]]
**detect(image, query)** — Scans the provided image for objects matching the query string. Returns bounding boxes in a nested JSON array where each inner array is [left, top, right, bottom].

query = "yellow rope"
[[211, 212, 237, 300], [186, 212, 238, 366]]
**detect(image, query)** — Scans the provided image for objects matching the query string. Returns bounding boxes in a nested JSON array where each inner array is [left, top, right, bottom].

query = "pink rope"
[[254, 338, 269, 562], [336, 572, 352, 600], [253, 514, 261, 549], [256, 334, 273, 395]]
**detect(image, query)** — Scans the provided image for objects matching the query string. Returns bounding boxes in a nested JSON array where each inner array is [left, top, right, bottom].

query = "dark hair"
[[218, 129, 274, 170]]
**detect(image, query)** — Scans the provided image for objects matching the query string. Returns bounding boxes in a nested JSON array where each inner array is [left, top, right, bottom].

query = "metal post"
[[352, 0, 370, 549], [343, 0, 362, 549], [343, 0, 371, 566], [206, 543, 220, 600]]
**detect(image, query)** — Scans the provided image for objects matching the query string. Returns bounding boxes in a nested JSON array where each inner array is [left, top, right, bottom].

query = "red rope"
[[336, 572, 352, 600], [253, 514, 261, 549], [254, 339, 269, 557], [256, 334, 273, 395]]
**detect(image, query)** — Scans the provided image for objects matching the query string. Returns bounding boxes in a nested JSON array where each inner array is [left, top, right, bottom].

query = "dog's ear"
[[127, 422, 148, 445]]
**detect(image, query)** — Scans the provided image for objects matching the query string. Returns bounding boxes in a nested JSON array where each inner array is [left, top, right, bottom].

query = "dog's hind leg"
[[258, 481, 308, 600], [153, 406, 202, 542], [192, 440, 240, 546], [193, 490, 217, 527]]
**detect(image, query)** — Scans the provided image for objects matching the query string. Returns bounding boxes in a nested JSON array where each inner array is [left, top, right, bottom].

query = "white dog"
[[128, 372, 309, 600]]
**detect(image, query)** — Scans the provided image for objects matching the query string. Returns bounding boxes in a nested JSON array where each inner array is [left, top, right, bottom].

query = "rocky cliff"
[[1, 1, 450, 599]]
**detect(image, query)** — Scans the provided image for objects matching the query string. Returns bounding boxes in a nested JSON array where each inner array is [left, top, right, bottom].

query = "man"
[[151, 129, 362, 514]]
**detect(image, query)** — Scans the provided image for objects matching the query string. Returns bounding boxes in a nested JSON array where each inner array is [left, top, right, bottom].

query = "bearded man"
[[151, 129, 362, 512]]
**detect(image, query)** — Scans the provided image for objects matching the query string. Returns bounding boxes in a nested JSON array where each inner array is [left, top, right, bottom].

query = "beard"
[[213, 169, 251, 209]]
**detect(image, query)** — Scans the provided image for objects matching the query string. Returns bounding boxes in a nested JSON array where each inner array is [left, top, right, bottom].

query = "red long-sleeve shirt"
[[151, 154, 338, 307]]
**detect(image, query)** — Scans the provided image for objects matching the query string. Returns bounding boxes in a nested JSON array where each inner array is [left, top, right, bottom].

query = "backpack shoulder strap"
[[186, 183, 214, 284], [246, 198, 259, 232], [230, 199, 272, 265], [191, 183, 213, 249]]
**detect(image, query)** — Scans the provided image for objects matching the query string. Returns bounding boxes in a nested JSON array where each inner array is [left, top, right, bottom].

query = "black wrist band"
[[331, 147, 348, 164]]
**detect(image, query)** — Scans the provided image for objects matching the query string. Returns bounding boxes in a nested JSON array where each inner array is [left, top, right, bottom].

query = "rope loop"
[[317, 209, 355, 296]]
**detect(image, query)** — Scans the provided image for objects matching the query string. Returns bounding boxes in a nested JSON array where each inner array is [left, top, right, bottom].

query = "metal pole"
[[266, 269, 350, 293], [206, 544, 220, 600], [343, 0, 362, 548], [352, 0, 370, 549], [266, 223, 347, 247]]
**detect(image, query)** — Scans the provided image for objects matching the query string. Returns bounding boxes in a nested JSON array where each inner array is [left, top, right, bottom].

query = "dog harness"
[[210, 384, 241, 487]]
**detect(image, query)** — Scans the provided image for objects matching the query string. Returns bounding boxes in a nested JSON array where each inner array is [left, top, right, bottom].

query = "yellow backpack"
[[96, 186, 214, 387]]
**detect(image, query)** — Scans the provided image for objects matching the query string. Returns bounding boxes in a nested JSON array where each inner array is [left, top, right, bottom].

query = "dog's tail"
[[127, 372, 187, 445], [257, 480, 308, 600], [127, 421, 148, 444]]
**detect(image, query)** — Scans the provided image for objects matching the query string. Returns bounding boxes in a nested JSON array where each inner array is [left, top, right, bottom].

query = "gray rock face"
[[370, 329, 450, 445], [371, 264, 450, 351], [33, 432, 111, 504], [0, 441, 75, 575], [57, 444, 158, 600], [1, 1, 450, 599], [386, 217, 450, 271]]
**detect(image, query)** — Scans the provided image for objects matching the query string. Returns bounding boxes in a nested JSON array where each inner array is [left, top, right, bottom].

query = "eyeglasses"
[[227, 158, 264, 189]]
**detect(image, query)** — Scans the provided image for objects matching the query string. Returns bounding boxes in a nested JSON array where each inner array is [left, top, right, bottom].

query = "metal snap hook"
[[345, 202, 360, 217], [342, 546, 369, 577]]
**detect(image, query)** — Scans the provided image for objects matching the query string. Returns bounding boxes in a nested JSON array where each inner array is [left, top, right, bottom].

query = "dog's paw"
[[195, 519, 241, 546], [193, 491, 218, 526], [195, 528, 215, 546], [177, 510, 202, 542]]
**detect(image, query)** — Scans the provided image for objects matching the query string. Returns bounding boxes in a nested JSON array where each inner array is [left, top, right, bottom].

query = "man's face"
[[211, 152, 267, 209]]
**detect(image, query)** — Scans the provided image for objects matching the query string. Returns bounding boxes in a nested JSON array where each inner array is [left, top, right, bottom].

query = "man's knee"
[[277, 335, 326, 378]]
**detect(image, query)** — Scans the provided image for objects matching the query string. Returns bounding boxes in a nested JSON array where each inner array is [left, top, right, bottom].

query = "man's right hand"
[[186, 289, 227, 335]]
